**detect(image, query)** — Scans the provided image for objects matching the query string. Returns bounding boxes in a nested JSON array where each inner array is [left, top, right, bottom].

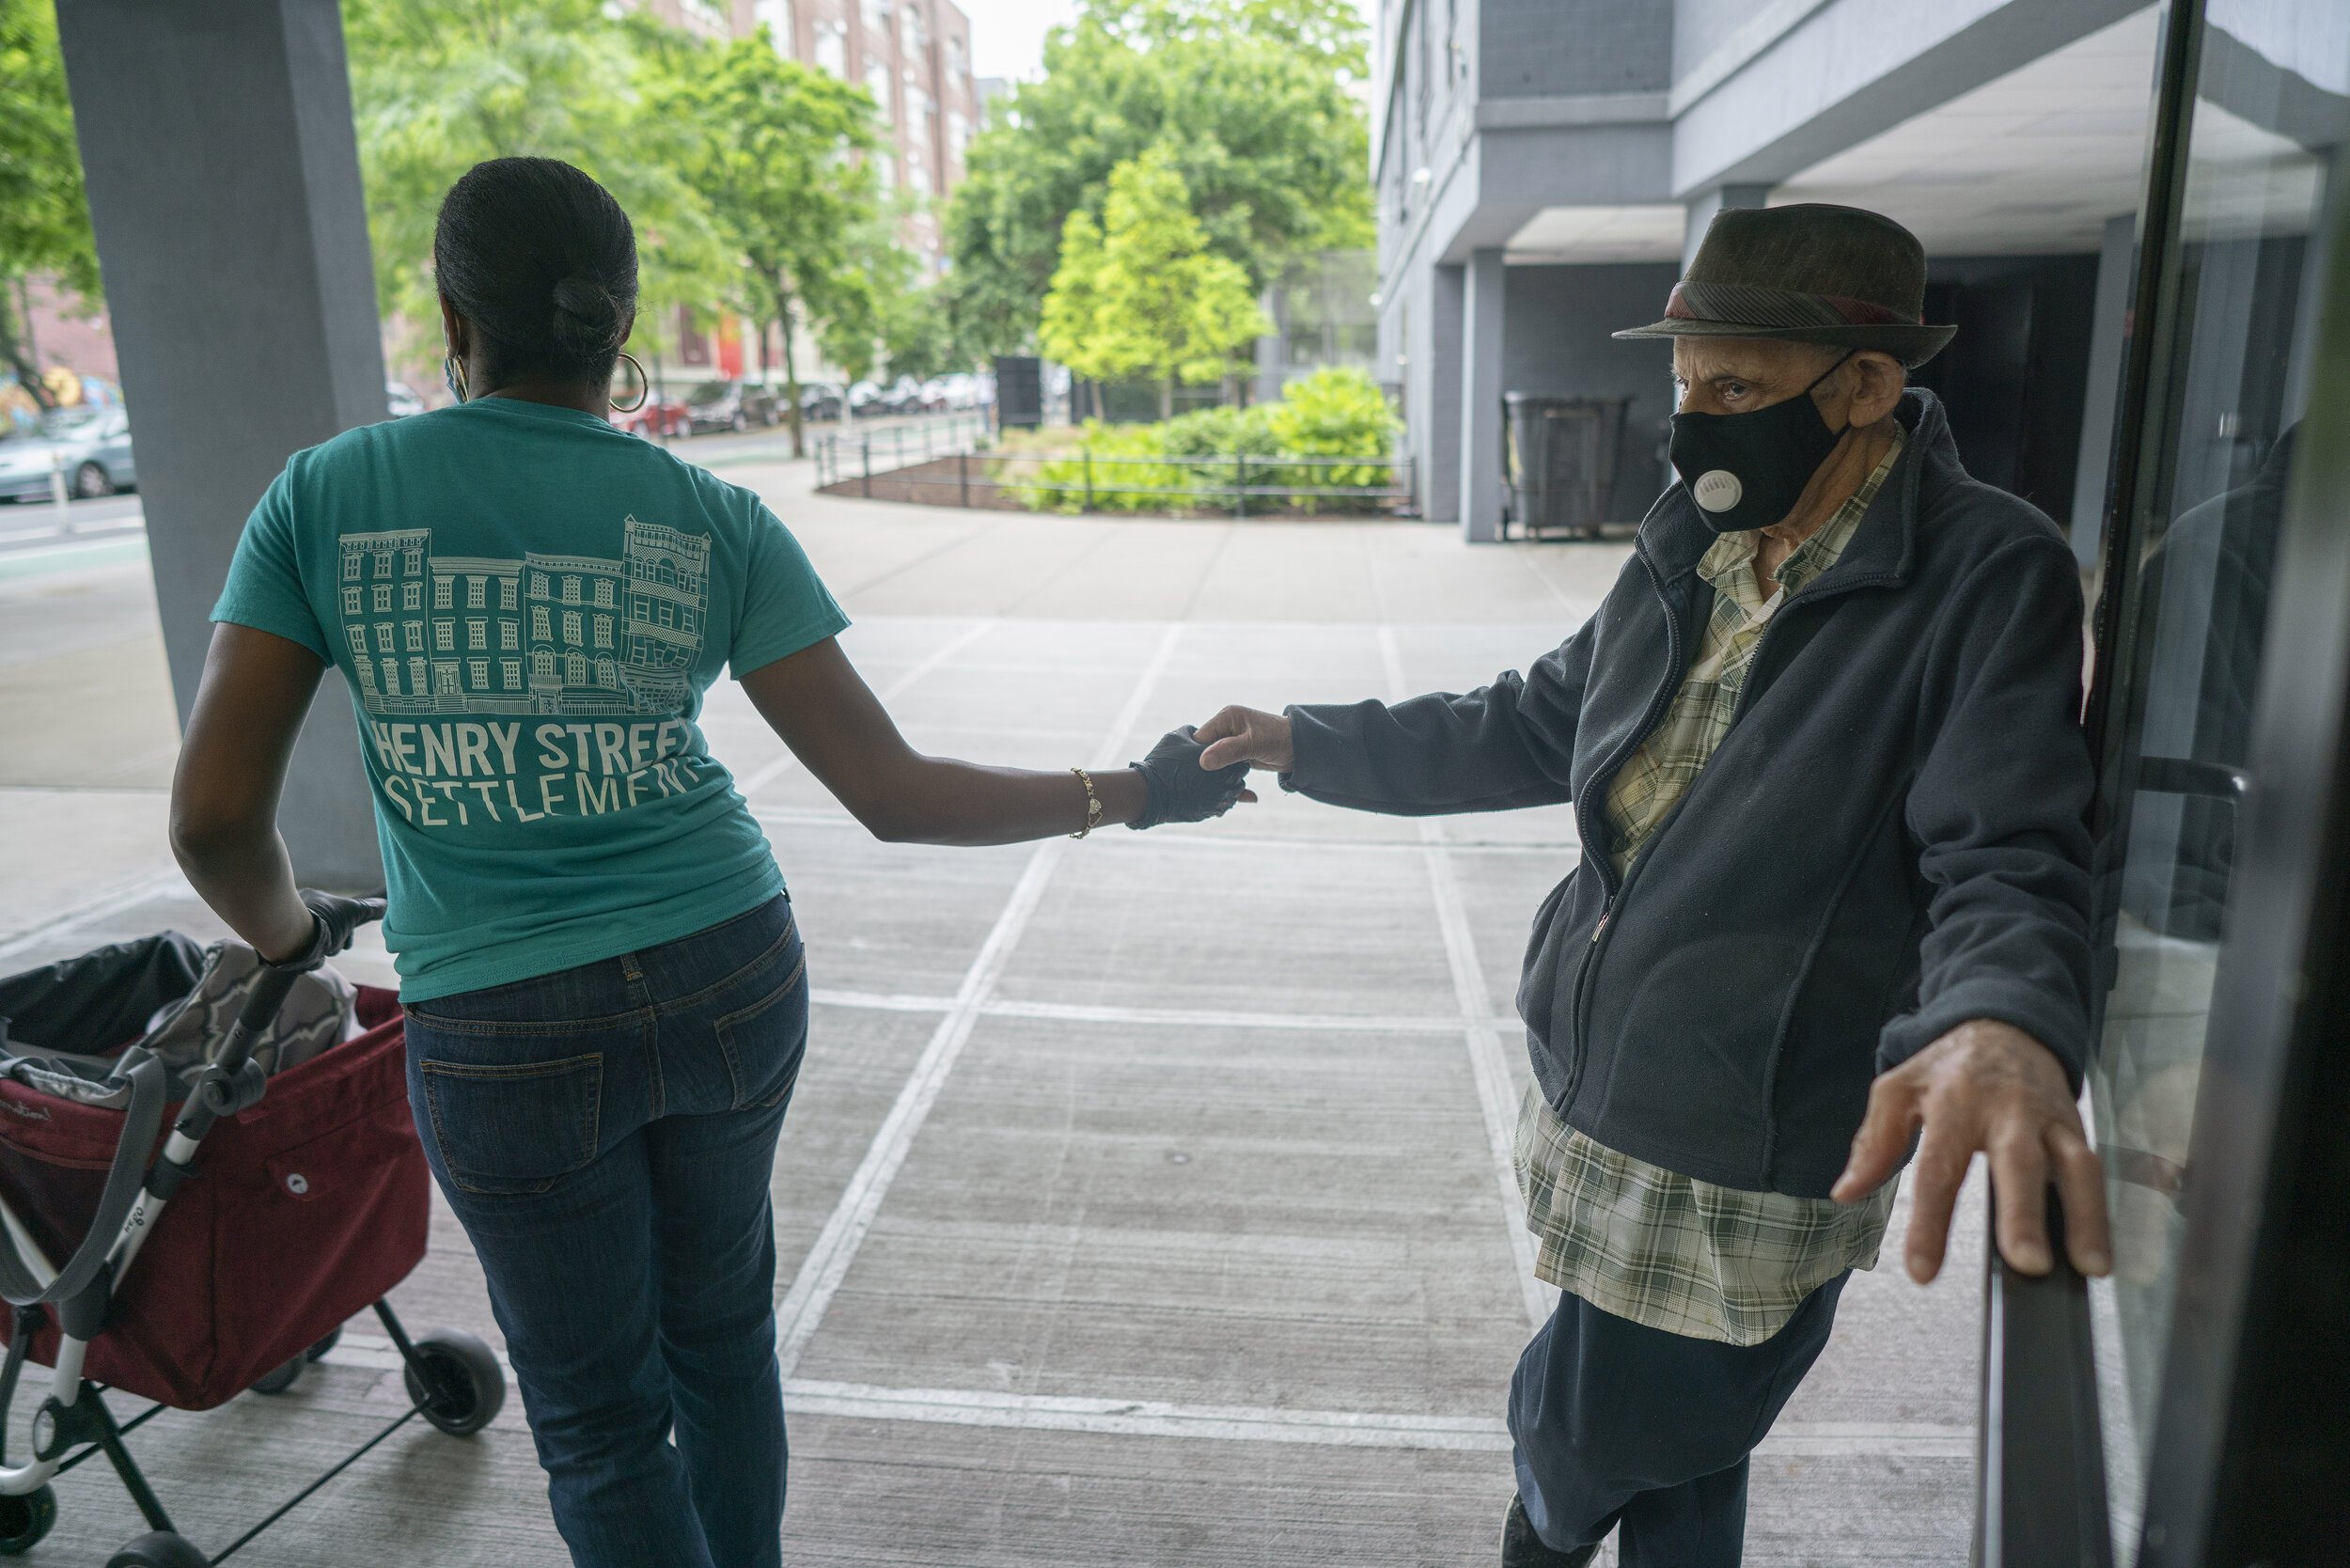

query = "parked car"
[[683, 379, 782, 433], [799, 382, 845, 422], [846, 380, 885, 417], [611, 389, 691, 439], [0, 404, 136, 502], [884, 376, 924, 415], [385, 381, 425, 418], [938, 372, 981, 410]]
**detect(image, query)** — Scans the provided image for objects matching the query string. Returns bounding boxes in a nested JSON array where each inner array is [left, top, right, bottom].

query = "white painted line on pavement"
[[0, 868, 190, 964], [736, 619, 996, 800], [755, 806, 1575, 858], [324, 1337, 1969, 1458], [1380, 626, 1552, 1332], [772, 622, 1185, 1378], [811, 985, 1465, 1035]]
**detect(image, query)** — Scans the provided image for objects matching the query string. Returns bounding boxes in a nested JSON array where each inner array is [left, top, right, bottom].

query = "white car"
[[0, 404, 137, 503]]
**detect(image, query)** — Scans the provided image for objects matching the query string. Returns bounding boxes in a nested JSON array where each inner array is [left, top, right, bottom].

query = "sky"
[[959, 0, 1376, 83]]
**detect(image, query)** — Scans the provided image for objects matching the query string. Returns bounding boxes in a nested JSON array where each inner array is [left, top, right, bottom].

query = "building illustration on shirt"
[[335, 517, 710, 716]]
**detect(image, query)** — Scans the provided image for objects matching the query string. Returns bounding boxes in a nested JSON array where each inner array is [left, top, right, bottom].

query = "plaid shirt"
[[1515, 428, 1906, 1345]]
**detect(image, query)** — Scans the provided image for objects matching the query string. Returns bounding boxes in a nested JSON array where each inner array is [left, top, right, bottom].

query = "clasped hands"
[[1125, 703, 1288, 827]]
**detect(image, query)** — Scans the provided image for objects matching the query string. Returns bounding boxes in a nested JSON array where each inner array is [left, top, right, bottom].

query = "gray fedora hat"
[[1614, 203, 1956, 368]]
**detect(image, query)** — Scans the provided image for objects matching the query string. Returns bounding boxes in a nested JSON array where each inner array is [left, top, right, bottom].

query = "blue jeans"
[[1509, 1275, 1847, 1568], [402, 896, 807, 1568]]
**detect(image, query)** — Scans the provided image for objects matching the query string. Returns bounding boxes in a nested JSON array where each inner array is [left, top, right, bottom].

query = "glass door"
[[2079, 1, 2350, 1560]]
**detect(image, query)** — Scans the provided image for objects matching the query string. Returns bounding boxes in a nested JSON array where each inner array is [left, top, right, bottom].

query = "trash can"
[[1504, 393, 1631, 539], [995, 355, 1045, 430]]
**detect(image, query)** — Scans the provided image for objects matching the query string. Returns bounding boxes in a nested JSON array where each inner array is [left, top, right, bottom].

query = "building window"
[[530, 571, 549, 599], [501, 620, 519, 651], [434, 621, 455, 653], [563, 610, 583, 646], [342, 586, 363, 617], [433, 663, 461, 697], [403, 546, 424, 574], [379, 659, 400, 696], [594, 578, 614, 607], [566, 652, 588, 686], [499, 577, 518, 611], [874, 152, 896, 190], [467, 619, 487, 651], [346, 626, 368, 660], [405, 622, 425, 653], [404, 582, 424, 612], [946, 33, 964, 76], [342, 551, 360, 582], [466, 577, 485, 609], [658, 600, 676, 629], [532, 650, 555, 681], [562, 575, 582, 604], [373, 549, 392, 579], [409, 656, 430, 692], [372, 583, 393, 614], [815, 18, 846, 75], [434, 577, 453, 611], [597, 657, 617, 688], [867, 61, 893, 118], [755, 0, 793, 51], [532, 606, 551, 640], [502, 658, 522, 690], [469, 659, 490, 689], [374, 624, 394, 653], [594, 616, 613, 649]]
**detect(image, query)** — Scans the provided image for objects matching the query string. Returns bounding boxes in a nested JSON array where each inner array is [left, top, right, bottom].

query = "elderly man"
[[1192, 204, 2111, 1567]]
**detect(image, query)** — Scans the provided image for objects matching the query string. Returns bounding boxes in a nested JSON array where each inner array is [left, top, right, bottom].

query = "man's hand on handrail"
[[1833, 1018, 2112, 1283]]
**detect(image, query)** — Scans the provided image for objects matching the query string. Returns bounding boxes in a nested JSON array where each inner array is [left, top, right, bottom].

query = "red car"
[[611, 391, 691, 439]]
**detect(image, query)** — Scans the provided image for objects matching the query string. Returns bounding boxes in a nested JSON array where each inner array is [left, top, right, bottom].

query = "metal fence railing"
[[815, 423, 1414, 518], [812, 414, 994, 487]]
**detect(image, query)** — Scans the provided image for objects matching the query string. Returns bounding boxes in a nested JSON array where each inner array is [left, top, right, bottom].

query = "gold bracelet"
[[1070, 766, 1104, 839]]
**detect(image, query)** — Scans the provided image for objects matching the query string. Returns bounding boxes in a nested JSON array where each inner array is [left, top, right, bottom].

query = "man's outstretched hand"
[[1196, 705, 1295, 773], [1834, 1018, 2111, 1284]]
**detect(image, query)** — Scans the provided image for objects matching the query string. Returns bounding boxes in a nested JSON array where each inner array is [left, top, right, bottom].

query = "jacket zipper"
[[1560, 549, 1684, 1104]]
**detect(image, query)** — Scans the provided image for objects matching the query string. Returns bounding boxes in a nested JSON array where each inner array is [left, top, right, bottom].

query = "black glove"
[[1129, 726, 1249, 829], [261, 889, 387, 974]]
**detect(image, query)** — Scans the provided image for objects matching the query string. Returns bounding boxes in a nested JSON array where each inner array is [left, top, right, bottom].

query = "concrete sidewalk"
[[0, 465, 1981, 1566]]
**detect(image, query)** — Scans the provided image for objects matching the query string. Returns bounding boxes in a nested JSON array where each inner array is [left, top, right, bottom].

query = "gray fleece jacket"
[[1282, 390, 2095, 1197]]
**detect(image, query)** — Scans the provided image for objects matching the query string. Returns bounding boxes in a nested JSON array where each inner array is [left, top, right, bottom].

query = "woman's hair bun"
[[552, 276, 622, 353]]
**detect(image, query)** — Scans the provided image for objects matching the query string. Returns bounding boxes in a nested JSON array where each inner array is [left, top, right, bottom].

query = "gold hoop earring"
[[611, 352, 650, 414], [443, 353, 470, 405]]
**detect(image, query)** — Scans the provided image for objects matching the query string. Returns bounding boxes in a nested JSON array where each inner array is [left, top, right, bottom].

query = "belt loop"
[[619, 951, 644, 984]]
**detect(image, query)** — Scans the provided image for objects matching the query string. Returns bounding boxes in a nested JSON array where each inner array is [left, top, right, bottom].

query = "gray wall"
[[56, 0, 389, 890], [1500, 262, 1681, 521], [1672, 0, 1757, 82], [1480, 0, 1671, 97]]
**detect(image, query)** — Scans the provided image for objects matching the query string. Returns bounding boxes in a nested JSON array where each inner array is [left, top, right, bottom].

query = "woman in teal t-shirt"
[[171, 158, 1246, 1568]]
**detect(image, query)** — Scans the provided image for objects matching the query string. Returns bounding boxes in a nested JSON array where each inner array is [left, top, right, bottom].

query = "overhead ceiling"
[[1505, 4, 2163, 265]]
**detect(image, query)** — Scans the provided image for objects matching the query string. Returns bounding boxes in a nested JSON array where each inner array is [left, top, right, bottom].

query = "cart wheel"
[[403, 1329, 506, 1436], [306, 1325, 343, 1362], [250, 1354, 305, 1395], [105, 1531, 208, 1568], [0, 1486, 55, 1557]]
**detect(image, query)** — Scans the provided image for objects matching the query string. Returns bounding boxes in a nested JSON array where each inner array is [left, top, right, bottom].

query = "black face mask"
[[1668, 354, 1853, 533]]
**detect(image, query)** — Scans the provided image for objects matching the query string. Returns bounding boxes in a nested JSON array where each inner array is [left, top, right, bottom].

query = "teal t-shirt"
[[212, 397, 848, 1002]]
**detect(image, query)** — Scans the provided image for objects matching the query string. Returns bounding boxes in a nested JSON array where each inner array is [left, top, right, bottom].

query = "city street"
[[0, 452, 1984, 1566]]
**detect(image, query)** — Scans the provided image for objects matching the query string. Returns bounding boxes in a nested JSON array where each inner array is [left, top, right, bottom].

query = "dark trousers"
[[1508, 1274, 1847, 1568], [403, 896, 807, 1568]]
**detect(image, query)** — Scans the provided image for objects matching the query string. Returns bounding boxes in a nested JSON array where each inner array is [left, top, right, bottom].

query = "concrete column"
[[55, 0, 389, 890], [2069, 213, 2137, 567], [1422, 263, 1465, 523], [1457, 248, 1507, 542], [1682, 183, 1771, 275]]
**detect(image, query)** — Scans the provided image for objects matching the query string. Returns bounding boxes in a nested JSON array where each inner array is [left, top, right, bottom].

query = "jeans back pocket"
[[419, 1054, 604, 1196]]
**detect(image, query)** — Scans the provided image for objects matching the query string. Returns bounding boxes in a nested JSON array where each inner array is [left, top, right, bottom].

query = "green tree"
[[0, 0, 97, 409], [1038, 149, 1267, 418], [343, 0, 729, 379], [661, 32, 883, 456], [945, 0, 1370, 356]]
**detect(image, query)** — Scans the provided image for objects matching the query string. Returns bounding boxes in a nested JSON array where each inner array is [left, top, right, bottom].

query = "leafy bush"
[[994, 368, 1399, 514]]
